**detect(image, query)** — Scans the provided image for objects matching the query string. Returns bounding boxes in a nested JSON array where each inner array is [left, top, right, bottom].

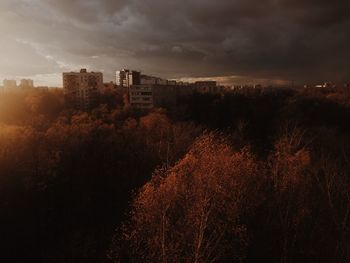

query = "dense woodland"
[[1, 86, 350, 262]]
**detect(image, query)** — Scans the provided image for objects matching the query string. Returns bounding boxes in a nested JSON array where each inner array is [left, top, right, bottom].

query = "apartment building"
[[63, 69, 103, 110], [116, 69, 141, 87], [20, 79, 34, 89], [3, 79, 17, 92], [129, 85, 153, 109]]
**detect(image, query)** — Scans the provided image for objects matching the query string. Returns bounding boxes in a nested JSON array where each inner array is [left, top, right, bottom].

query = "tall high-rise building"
[[3, 79, 17, 92], [116, 69, 141, 87], [20, 79, 34, 89], [63, 69, 103, 110]]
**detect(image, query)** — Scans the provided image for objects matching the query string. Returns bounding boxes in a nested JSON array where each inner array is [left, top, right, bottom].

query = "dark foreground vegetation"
[[1, 86, 350, 262]]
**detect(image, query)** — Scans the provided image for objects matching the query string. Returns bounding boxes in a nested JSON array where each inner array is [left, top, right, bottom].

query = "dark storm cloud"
[[0, 0, 349, 85]]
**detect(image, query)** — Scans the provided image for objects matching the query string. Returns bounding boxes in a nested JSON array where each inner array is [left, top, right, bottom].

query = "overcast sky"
[[0, 0, 349, 86]]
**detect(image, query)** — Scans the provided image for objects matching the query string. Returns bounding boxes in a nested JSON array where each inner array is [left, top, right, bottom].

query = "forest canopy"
[[1, 86, 350, 262]]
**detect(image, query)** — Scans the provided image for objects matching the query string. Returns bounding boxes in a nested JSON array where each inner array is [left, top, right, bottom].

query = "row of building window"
[[131, 97, 152, 102]]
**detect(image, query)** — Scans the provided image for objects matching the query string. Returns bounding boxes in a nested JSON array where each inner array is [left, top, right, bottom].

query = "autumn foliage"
[[1, 87, 350, 262], [120, 134, 261, 262]]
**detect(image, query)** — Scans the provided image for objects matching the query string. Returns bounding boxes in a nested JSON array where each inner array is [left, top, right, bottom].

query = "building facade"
[[63, 69, 103, 110], [3, 79, 17, 92], [20, 79, 34, 89], [119, 69, 221, 110], [129, 85, 153, 109], [129, 84, 181, 109], [116, 69, 141, 87]]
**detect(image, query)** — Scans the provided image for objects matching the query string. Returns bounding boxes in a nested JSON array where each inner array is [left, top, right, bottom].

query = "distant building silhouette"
[[20, 79, 34, 89], [194, 81, 219, 93], [3, 79, 17, 92], [140, 75, 169, 85], [36, 86, 49, 91]]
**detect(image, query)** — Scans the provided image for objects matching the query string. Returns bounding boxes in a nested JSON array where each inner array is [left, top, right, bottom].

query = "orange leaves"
[[123, 133, 262, 262], [140, 109, 172, 132]]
